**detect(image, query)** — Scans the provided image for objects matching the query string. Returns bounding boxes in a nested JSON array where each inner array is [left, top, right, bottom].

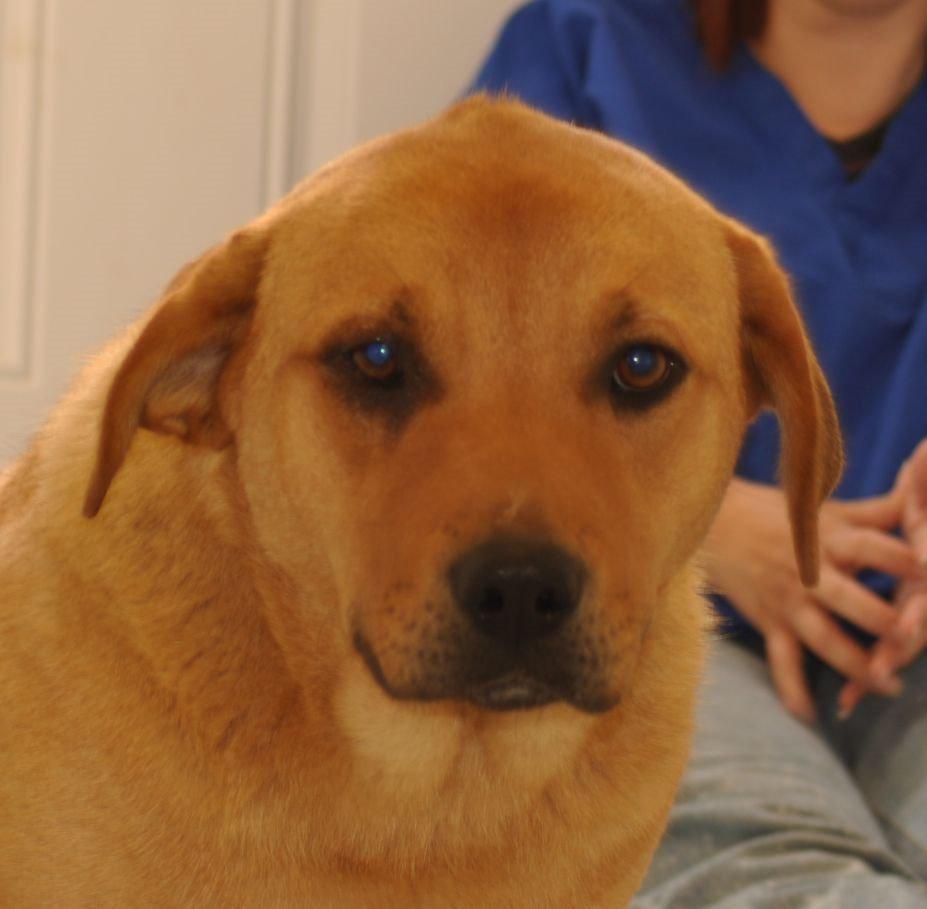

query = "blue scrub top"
[[471, 0, 927, 632]]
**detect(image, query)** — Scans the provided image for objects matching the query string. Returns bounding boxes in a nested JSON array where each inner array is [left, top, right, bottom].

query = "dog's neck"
[[16, 389, 309, 763]]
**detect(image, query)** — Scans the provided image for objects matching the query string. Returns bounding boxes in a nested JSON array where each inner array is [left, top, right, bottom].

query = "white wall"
[[0, 0, 521, 461]]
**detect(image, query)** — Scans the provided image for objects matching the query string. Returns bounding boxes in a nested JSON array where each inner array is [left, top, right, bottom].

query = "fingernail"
[[875, 675, 904, 697], [900, 612, 925, 638], [791, 702, 816, 724], [837, 688, 856, 721]]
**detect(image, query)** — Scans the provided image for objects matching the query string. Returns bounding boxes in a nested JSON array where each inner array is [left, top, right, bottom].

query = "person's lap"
[[632, 637, 927, 908]]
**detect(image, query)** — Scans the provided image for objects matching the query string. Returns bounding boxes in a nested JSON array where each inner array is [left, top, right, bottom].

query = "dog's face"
[[84, 99, 840, 752], [238, 130, 751, 717]]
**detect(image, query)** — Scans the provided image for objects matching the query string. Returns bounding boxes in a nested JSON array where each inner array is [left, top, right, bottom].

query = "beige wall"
[[297, 0, 521, 176], [0, 0, 520, 460]]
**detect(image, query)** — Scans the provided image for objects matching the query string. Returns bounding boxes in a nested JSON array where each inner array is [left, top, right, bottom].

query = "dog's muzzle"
[[354, 536, 620, 713], [446, 536, 586, 710]]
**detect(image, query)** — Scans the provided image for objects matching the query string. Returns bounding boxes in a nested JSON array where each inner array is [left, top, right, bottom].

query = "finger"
[[837, 679, 864, 720], [904, 507, 927, 563], [811, 569, 898, 637], [869, 635, 911, 682], [840, 586, 927, 718], [840, 634, 901, 718], [827, 528, 923, 579], [871, 588, 927, 678], [898, 588, 927, 640], [766, 629, 815, 722], [836, 490, 904, 529], [841, 625, 907, 719], [838, 635, 900, 720], [792, 604, 901, 693], [902, 442, 927, 557], [907, 439, 927, 512]]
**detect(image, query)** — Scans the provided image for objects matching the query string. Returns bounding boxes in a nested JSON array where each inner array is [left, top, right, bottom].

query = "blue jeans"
[[633, 638, 927, 908]]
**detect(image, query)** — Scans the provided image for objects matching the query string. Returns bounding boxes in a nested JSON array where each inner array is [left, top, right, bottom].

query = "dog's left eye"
[[613, 345, 671, 390], [352, 339, 400, 382], [610, 343, 686, 409]]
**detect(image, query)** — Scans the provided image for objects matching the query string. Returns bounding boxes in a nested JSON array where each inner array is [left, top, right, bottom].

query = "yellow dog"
[[0, 97, 840, 907]]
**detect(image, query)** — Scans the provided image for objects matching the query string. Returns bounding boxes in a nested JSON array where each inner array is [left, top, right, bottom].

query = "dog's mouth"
[[354, 630, 564, 711], [465, 672, 560, 711], [354, 630, 619, 714]]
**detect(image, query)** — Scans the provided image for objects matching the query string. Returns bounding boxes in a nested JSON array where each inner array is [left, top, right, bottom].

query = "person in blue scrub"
[[471, 0, 927, 904]]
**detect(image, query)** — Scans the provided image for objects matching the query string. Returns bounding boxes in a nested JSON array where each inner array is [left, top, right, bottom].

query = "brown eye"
[[613, 345, 671, 391], [352, 340, 399, 381]]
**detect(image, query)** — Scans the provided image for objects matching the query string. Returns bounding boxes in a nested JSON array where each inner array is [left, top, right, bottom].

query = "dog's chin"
[[336, 652, 604, 803]]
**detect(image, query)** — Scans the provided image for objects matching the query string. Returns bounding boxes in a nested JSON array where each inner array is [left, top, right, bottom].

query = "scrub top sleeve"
[[467, 1, 584, 124]]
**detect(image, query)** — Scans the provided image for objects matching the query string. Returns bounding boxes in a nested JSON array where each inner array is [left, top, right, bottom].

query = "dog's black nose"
[[449, 538, 585, 645]]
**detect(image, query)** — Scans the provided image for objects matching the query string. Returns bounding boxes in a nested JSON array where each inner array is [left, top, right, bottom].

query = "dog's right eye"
[[351, 339, 400, 382], [318, 329, 441, 428]]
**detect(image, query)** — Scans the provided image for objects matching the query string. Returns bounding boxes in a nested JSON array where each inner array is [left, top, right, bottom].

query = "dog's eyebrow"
[[610, 295, 643, 332], [314, 294, 419, 357], [604, 293, 686, 348], [605, 292, 668, 339], [390, 297, 415, 326]]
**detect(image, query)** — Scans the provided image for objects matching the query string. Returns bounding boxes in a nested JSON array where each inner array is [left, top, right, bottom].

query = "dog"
[[0, 96, 841, 907]]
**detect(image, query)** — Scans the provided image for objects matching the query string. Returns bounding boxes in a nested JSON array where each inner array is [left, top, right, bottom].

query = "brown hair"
[[689, 0, 769, 69]]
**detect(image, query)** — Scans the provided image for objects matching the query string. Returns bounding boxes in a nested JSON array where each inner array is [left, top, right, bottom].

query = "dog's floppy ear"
[[725, 221, 844, 586], [83, 226, 270, 518]]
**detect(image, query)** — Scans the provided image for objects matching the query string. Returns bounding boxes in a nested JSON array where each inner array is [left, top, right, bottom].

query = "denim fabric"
[[633, 639, 927, 908]]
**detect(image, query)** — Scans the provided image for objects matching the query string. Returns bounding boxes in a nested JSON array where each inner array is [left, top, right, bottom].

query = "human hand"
[[704, 477, 924, 722], [838, 439, 927, 718]]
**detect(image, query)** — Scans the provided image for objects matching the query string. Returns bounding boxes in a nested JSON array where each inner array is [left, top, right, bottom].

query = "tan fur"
[[0, 97, 841, 907]]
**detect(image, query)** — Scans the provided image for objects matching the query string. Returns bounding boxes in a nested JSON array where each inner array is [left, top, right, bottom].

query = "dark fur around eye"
[[321, 337, 442, 429], [606, 345, 688, 413]]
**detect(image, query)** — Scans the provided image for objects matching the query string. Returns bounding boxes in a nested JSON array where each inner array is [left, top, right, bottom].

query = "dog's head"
[[83, 98, 840, 733]]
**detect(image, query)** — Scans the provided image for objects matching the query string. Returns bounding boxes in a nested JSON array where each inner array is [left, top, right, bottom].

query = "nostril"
[[535, 587, 563, 616], [479, 586, 505, 615]]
